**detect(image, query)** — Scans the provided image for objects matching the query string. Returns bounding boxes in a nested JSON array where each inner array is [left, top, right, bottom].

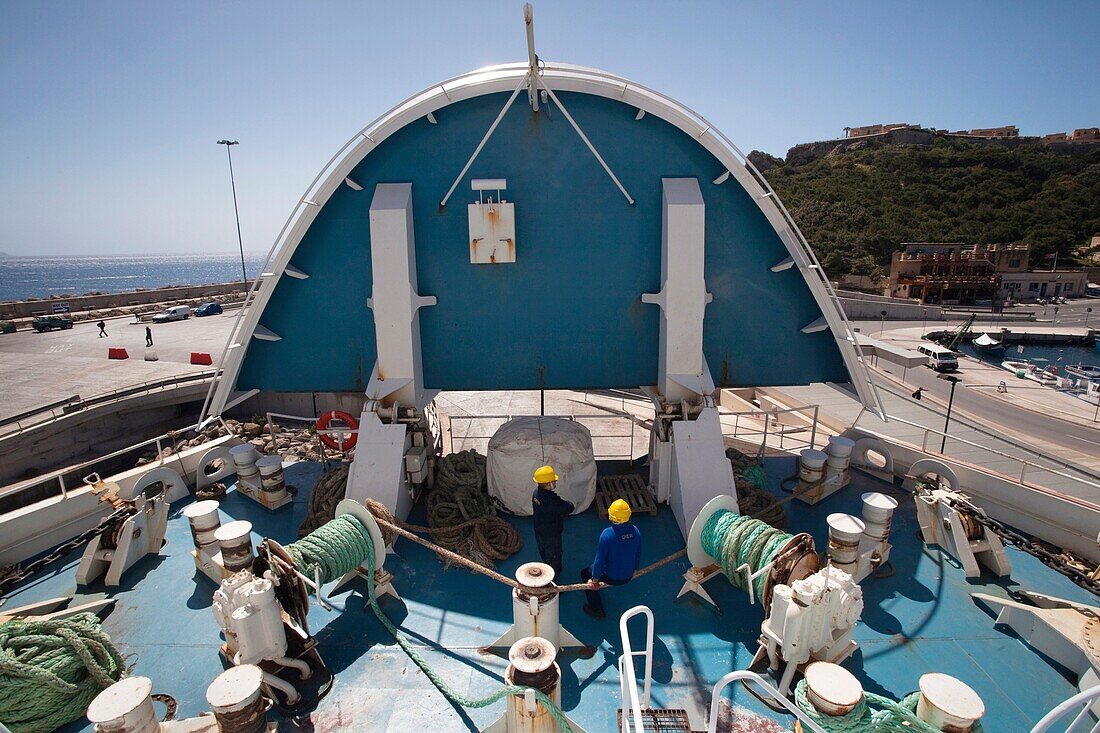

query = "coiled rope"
[[701, 510, 794, 598], [0, 612, 127, 733], [793, 680, 984, 733], [284, 514, 572, 731], [427, 451, 522, 568]]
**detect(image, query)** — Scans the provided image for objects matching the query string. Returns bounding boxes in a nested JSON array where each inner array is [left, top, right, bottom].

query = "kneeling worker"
[[531, 465, 573, 577], [581, 498, 641, 619]]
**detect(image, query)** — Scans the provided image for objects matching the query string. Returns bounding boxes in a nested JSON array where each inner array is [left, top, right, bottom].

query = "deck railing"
[[719, 404, 823, 454], [855, 412, 1100, 497], [447, 413, 642, 461]]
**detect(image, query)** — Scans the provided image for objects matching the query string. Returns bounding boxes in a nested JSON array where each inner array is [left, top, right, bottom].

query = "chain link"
[[0, 503, 136, 599], [947, 495, 1100, 596]]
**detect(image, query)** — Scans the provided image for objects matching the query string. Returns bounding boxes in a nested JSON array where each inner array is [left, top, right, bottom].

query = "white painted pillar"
[[641, 178, 713, 402], [366, 182, 437, 409]]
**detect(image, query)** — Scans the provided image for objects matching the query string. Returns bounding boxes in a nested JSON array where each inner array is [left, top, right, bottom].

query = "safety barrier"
[[720, 403, 823, 454], [107, 347, 128, 360], [448, 412, 641, 461], [190, 352, 213, 365], [617, 606, 654, 733], [705, 671, 827, 733]]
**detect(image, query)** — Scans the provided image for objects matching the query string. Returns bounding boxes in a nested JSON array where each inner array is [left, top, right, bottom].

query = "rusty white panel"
[[467, 201, 516, 264]]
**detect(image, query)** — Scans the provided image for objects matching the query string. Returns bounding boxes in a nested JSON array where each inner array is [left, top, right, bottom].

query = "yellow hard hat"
[[533, 465, 559, 484], [608, 499, 632, 523]]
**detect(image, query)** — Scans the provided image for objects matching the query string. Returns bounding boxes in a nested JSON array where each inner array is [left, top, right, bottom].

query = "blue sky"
[[0, 1, 1097, 256]]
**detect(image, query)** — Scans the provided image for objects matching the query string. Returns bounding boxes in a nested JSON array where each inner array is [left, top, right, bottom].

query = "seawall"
[[0, 281, 253, 320]]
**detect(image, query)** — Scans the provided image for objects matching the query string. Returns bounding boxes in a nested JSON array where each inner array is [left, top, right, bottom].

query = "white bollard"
[[826, 513, 865, 573], [503, 637, 561, 733], [206, 664, 268, 733], [826, 436, 855, 472], [86, 677, 159, 733], [255, 456, 288, 503], [489, 562, 583, 651], [799, 450, 828, 483], [803, 662, 864, 717], [916, 673, 985, 732], [215, 520, 254, 573], [183, 499, 222, 551]]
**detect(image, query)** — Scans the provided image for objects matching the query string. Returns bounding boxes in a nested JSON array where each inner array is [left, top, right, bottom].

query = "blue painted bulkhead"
[[237, 91, 847, 393]]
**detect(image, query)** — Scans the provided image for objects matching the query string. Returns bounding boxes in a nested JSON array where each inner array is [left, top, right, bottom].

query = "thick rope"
[[701, 509, 794, 598], [298, 464, 352, 538], [0, 612, 126, 733], [793, 680, 985, 733], [284, 514, 572, 730], [426, 451, 522, 568]]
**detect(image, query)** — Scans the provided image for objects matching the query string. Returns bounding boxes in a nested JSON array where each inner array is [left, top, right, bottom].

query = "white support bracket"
[[76, 494, 169, 587]]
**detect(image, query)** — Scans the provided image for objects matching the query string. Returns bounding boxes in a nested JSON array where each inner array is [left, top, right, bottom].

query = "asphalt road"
[[0, 312, 237, 420]]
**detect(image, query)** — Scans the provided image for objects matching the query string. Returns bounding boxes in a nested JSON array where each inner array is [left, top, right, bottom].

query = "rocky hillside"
[[754, 136, 1100, 277]]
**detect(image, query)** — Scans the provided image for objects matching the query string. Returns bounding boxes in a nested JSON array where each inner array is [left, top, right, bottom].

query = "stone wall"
[[0, 281, 252, 320]]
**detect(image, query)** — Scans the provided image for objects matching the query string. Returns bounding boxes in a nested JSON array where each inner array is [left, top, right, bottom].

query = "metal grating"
[[616, 708, 694, 733], [595, 474, 657, 519]]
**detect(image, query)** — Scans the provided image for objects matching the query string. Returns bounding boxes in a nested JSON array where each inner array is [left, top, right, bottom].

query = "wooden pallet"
[[595, 474, 657, 519], [616, 708, 695, 733]]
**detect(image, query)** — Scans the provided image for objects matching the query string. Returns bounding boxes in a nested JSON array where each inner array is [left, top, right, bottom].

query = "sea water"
[[0, 253, 266, 302], [960, 341, 1100, 370]]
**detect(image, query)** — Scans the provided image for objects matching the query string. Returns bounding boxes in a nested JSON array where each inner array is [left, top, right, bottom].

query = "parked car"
[[32, 315, 74, 332], [151, 305, 191, 323], [194, 302, 223, 317]]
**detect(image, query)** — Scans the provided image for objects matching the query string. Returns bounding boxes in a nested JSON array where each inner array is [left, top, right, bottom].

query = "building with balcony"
[[885, 243, 1029, 305]]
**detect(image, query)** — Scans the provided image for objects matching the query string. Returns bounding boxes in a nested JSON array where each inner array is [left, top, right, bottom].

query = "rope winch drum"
[[687, 495, 818, 606]]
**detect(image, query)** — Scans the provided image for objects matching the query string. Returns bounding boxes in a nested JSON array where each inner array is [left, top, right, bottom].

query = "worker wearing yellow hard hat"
[[531, 465, 573, 577], [581, 497, 642, 619]]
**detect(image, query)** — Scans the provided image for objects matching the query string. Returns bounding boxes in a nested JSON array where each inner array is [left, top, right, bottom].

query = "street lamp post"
[[879, 309, 888, 336], [921, 306, 928, 337], [217, 140, 248, 290], [938, 373, 960, 453], [1086, 307, 1092, 327]]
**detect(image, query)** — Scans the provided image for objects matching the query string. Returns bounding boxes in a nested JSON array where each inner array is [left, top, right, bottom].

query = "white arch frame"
[[202, 62, 882, 419]]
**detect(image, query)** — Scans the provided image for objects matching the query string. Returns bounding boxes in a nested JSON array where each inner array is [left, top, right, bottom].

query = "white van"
[[917, 343, 958, 372], [151, 305, 191, 323]]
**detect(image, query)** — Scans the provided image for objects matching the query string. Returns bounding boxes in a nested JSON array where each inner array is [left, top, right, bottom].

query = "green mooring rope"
[[286, 514, 573, 732], [701, 509, 794, 598], [793, 679, 985, 733], [0, 612, 126, 733]]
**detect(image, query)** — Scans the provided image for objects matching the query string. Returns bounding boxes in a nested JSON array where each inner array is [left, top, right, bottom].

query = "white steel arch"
[[203, 62, 882, 419]]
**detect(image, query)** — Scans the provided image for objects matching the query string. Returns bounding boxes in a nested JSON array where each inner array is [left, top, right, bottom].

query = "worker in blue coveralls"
[[531, 465, 573, 578], [581, 498, 642, 619]]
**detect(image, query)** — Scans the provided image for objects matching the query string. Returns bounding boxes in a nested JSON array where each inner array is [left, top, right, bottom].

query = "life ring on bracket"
[[316, 410, 359, 452]]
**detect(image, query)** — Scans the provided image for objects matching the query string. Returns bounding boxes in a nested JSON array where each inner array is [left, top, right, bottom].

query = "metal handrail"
[[855, 412, 1100, 496], [447, 413, 640, 460], [617, 605, 654, 733], [720, 404, 822, 453], [706, 671, 827, 733], [1029, 683, 1100, 733], [0, 416, 230, 503]]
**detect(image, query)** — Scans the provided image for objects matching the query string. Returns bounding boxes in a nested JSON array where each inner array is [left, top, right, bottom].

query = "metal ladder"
[[616, 605, 828, 733]]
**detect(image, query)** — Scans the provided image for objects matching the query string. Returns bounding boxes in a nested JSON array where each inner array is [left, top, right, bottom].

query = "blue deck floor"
[[8, 456, 1095, 732]]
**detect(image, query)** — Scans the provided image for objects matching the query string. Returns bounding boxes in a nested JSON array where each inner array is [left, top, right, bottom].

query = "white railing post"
[[706, 671, 828, 733], [810, 405, 819, 450], [618, 605, 654, 733]]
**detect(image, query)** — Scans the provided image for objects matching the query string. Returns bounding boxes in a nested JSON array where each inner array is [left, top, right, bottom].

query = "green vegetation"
[[759, 137, 1100, 277]]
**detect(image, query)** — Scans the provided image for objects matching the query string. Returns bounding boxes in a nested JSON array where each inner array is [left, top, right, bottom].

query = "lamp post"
[[217, 140, 248, 290], [879, 309, 888, 336], [1086, 307, 1093, 327], [938, 373, 960, 453], [921, 306, 928, 337]]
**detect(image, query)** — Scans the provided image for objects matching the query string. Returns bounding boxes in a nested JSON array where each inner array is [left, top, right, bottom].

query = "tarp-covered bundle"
[[486, 417, 597, 515]]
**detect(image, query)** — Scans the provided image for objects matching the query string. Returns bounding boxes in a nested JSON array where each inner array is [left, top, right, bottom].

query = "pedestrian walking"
[[580, 499, 642, 619], [531, 465, 573, 578], [145, 326, 153, 347], [97, 320, 107, 338]]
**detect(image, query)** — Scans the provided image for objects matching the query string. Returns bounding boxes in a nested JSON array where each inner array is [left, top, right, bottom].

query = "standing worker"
[[531, 465, 573, 577], [145, 326, 153, 347], [581, 499, 641, 619], [97, 320, 108, 338]]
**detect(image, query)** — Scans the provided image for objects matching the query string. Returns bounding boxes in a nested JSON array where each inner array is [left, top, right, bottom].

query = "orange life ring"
[[316, 410, 358, 452]]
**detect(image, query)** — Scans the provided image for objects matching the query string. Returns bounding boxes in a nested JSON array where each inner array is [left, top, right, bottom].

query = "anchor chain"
[[0, 504, 136, 600], [946, 496, 1100, 596]]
